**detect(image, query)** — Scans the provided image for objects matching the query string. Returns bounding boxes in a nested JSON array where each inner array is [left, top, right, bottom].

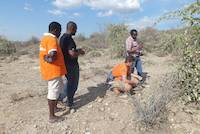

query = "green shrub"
[[138, 27, 160, 53], [0, 37, 16, 56], [138, 27, 186, 57], [89, 32, 107, 49], [179, 27, 200, 102], [159, 1, 200, 103], [106, 24, 129, 58]]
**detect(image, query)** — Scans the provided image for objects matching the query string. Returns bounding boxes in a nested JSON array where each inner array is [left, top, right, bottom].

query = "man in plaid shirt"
[[125, 29, 143, 78]]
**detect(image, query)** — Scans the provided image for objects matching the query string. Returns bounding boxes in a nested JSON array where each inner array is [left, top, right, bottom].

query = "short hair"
[[49, 21, 61, 32], [67, 21, 77, 30], [125, 55, 135, 63], [130, 29, 137, 35]]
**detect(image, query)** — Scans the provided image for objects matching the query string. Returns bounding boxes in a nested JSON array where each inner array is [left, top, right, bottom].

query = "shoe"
[[133, 86, 142, 91], [67, 103, 76, 113], [54, 107, 65, 113], [139, 80, 145, 84]]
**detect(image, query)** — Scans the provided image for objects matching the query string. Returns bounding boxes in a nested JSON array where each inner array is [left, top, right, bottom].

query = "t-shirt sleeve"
[[59, 36, 66, 53], [126, 38, 132, 51], [47, 37, 58, 54]]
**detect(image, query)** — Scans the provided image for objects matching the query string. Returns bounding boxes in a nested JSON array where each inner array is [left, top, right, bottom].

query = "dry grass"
[[130, 73, 180, 129], [86, 50, 102, 58], [9, 89, 47, 103]]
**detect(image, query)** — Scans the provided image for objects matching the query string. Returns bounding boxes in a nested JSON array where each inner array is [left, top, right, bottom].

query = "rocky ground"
[[0, 52, 199, 134]]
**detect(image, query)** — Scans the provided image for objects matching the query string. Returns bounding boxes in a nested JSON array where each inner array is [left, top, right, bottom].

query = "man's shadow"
[[74, 83, 110, 109]]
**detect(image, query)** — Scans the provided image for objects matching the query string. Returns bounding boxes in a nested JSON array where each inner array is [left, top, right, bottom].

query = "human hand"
[[44, 55, 53, 63], [77, 48, 85, 55], [139, 44, 143, 49]]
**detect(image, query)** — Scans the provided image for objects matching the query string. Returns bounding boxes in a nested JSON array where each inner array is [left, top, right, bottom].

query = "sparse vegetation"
[[105, 24, 129, 58], [87, 50, 102, 57], [159, 1, 200, 103], [132, 73, 179, 129], [1, 1, 199, 134], [0, 36, 16, 56], [131, 1, 200, 130]]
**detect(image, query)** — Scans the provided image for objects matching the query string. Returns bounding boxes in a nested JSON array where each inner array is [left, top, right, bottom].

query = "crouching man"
[[110, 56, 139, 95]]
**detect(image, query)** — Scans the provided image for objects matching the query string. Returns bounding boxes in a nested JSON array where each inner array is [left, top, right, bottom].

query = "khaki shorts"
[[109, 80, 126, 92], [47, 77, 64, 100]]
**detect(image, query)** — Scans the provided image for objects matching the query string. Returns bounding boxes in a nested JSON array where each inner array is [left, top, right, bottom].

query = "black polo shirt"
[[60, 33, 78, 66]]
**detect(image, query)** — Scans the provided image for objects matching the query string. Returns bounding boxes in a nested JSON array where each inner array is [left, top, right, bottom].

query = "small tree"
[[106, 24, 129, 58], [159, 1, 200, 103], [0, 37, 16, 56]]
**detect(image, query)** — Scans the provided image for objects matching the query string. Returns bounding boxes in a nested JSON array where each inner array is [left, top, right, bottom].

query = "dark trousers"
[[66, 64, 79, 105]]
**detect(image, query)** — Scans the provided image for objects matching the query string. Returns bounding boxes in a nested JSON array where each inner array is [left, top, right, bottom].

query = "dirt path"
[[0, 53, 199, 134]]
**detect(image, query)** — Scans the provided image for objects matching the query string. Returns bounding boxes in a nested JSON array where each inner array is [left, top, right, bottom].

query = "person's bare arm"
[[127, 47, 138, 54], [125, 79, 136, 85], [122, 75, 135, 85]]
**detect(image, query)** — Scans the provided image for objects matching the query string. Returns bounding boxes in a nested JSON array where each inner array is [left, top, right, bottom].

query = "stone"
[[97, 98, 103, 103], [144, 84, 150, 88], [99, 107, 105, 112], [169, 118, 174, 122], [119, 94, 128, 99], [192, 130, 200, 134], [68, 130, 73, 134], [84, 127, 91, 134], [64, 125, 70, 131], [104, 103, 109, 106], [33, 124, 38, 128], [70, 109, 75, 114], [82, 121, 87, 125], [87, 104, 93, 109]]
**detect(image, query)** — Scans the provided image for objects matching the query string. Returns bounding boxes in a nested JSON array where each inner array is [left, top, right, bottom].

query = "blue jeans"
[[59, 64, 79, 105], [131, 56, 143, 77], [106, 71, 114, 83]]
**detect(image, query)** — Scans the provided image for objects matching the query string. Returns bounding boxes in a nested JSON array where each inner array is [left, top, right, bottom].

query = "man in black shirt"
[[59, 21, 85, 108]]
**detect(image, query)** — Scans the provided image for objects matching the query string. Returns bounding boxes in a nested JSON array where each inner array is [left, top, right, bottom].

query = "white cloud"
[[73, 12, 80, 16], [48, 9, 65, 16], [126, 16, 157, 30], [52, 0, 141, 15], [140, 0, 149, 3], [68, 12, 81, 19], [53, 0, 82, 9], [97, 10, 113, 17], [85, 0, 140, 13], [24, 3, 33, 11]]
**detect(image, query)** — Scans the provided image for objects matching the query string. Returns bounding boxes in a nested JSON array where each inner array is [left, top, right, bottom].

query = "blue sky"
[[0, 0, 196, 41]]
